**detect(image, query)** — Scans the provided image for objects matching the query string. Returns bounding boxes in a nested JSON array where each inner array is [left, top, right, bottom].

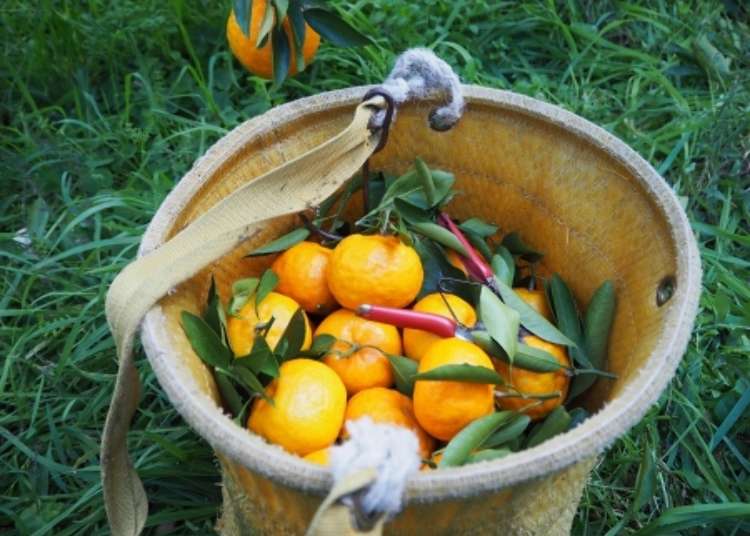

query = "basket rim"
[[140, 85, 702, 502]]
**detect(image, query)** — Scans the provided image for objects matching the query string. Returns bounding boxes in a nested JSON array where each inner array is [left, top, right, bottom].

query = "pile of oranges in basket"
[[181, 159, 616, 468]]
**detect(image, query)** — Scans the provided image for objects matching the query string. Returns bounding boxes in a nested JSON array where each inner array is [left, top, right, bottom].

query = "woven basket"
[[136, 85, 701, 535]]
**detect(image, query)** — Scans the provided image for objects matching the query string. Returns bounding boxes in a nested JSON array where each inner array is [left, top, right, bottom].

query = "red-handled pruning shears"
[[356, 303, 473, 340]]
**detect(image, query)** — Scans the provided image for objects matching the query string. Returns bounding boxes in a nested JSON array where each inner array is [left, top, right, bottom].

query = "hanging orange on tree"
[[227, 0, 368, 83]]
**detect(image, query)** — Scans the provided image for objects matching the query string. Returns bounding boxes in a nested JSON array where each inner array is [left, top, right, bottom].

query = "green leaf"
[[569, 280, 616, 400], [410, 222, 468, 256], [548, 274, 591, 368], [393, 198, 431, 225], [271, 26, 291, 86], [387, 355, 418, 396], [412, 237, 473, 303], [214, 371, 244, 416], [302, 7, 369, 47], [246, 228, 310, 257], [255, 269, 279, 309], [479, 286, 520, 361], [492, 276, 575, 346], [439, 412, 515, 467], [234, 366, 267, 396], [310, 334, 337, 355], [278, 308, 306, 361], [471, 331, 565, 372], [203, 276, 226, 341], [481, 414, 531, 448], [459, 218, 498, 238], [374, 170, 419, 210], [237, 336, 279, 378], [568, 407, 589, 429], [181, 312, 232, 369], [287, 2, 306, 69], [414, 157, 437, 206], [414, 363, 504, 384], [232, 0, 252, 36], [256, 0, 275, 48], [273, 0, 289, 24], [464, 230, 493, 261], [526, 406, 572, 448], [228, 277, 259, 316], [466, 448, 512, 464], [583, 281, 616, 369], [402, 169, 455, 209], [502, 232, 544, 262], [491, 252, 514, 287]]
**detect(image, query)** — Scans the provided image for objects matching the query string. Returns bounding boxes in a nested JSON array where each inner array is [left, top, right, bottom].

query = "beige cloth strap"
[[102, 98, 384, 536], [306, 469, 384, 536]]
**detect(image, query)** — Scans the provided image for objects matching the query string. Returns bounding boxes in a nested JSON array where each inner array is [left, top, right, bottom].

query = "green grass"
[[1, 0, 748, 534]]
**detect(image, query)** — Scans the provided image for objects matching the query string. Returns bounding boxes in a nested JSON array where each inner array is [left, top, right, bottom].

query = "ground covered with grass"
[[2, 1, 749, 534]]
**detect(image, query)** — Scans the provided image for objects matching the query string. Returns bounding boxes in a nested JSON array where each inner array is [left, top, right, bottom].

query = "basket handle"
[[101, 98, 385, 536]]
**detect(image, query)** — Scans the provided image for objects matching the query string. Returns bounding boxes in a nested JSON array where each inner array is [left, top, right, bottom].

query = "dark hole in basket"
[[657, 276, 676, 306]]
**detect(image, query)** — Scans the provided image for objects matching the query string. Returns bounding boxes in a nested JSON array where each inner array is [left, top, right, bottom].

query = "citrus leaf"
[[255, 269, 279, 309], [568, 407, 589, 429], [481, 414, 531, 448], [479, 286, 519, 361], [459, 218, 498, 238], [516, 343, 567, 371], [414, 363, 504, 384], [402, 169, 455, 209], [411, 222, 468, 256], [439, 412, 515, 467], [287, 1, 306, 69], [246, 228, 310, 257], [203, 276, 227, 342], [387, 354, 417, 396], [548, 274, 591, 369], [215, 370, 244, 416], [502, 232, 544, 262], [271, 26, 291, 86], [569, 280, 616, 400], [273, 0, 289, 24], [471, 331, 564, 372], [492, 276, 575, 346], [466, 448, 512, 464], [491, 252, 514, 287], [228, 277, 259, 316], [414, 157, 437, 206], [412, 237, 473, 303], [377, 170, 418, 208], [302, 7, 369, 47], [464, 230, 493, 261], [236, 336, 279, 378], [526, 406, 572, 448], [310, 334, 336, 355], [256, 1, 275, 48], [234, 367, 272, 403], [278, 308, 306, 361], [393, 198, 430, 224], [181, 311, 232, 369], [232, 0, 252, 36], [583, 280, 616, 369]]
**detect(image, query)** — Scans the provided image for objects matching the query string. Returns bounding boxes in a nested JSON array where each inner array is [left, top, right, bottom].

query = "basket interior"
[[152, 97, 679, 446]]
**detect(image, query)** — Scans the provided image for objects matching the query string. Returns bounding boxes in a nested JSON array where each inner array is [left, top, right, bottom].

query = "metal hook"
[[362, 88, 396, 153]]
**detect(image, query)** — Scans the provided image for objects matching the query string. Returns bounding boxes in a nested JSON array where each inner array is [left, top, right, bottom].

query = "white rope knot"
[[329, 417, 421, 522], [371, 48, 465, 131]]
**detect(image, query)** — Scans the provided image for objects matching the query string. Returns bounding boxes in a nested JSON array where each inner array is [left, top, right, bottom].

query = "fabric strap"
[[101, 98, 384, 536]]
